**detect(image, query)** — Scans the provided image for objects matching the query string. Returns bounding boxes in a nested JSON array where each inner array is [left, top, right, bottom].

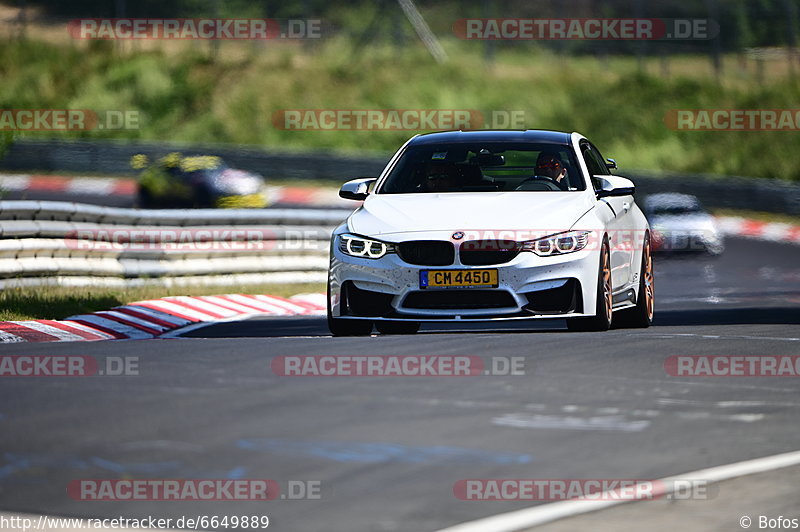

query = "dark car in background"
[[131, 153, 269, 209], [644, 193, 724, 255]]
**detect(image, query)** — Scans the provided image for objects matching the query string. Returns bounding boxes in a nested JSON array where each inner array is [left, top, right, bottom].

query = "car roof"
[[408, 130, 574, 146], [644, 193, 703, 210]]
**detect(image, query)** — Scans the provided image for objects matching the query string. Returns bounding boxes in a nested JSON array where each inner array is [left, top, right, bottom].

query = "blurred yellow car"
[[132, 153, 269, 209]]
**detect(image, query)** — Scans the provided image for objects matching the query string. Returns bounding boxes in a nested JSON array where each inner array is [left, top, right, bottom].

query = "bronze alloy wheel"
[[643, 236, 654, 321], [567, 240, 613, 332], [611, 232, 655, 329], [601, 244, 613, 324]]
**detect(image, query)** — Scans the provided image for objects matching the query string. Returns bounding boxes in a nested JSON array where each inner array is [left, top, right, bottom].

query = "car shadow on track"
[[178, 316, 570, 338], [176, 307, 800, 339]]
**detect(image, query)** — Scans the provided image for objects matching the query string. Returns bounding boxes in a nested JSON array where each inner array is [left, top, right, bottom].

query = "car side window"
[[580, 142, 607, 190], [588, 142, 611, 175]]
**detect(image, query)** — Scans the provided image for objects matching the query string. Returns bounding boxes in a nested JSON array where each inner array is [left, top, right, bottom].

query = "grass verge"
[[3, 36, 800, 181], [0, 282, 326, 321]]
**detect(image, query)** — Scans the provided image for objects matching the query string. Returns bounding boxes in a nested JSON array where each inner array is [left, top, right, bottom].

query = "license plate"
[[420, 269, 498, 288]]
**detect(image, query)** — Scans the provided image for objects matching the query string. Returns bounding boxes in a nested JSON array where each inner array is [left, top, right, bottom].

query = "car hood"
[[650, 213, 719, 233], [209, 169, 265, 195], [349, 192, 595, 237]]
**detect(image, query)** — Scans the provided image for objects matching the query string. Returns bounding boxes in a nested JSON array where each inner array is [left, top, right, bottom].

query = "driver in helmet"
[[534, 151, 569, 190], [422, 160, 459, 192]]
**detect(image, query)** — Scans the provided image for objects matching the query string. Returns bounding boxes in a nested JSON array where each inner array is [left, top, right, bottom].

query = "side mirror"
[[339, 177, 377, 201], [595, 175, 635, 198], [605, 158, 617, 170]]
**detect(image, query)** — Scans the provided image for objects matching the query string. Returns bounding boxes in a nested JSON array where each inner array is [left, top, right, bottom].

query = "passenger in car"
[[422, 161, 459, 192]]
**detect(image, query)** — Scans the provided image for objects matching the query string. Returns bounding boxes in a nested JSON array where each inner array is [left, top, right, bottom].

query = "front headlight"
[[521, 230, 591, 257], [339, 234, 395, 259]]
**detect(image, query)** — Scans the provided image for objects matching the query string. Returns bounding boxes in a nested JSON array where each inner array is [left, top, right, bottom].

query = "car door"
[[580, 141, 634, 290], [163, 164, 196, 207]]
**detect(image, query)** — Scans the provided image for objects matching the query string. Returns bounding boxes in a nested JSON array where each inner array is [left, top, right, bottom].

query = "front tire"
[[328, 316, 374, 336], [136, 187, 154, 209], [566, 240, 613, 332], [327, 282, 373, 336]]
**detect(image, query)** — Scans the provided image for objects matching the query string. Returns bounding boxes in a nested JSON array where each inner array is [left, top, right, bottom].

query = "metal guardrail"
[[631, 171, 800, 216], [3, 139, 800, 215], [0, 139, 388, 181], [0, 201, 345, 284], [0, 201, 350, 225]]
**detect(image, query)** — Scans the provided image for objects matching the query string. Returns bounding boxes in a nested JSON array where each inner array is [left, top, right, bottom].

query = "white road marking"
[[659, 398, 800, 409], [633, 332, 800, 342], [492, 413, 651, 433], [716, 400, 767, 407], [673, 411, 766, 422], [727, 413, 766, 422], [436, 448, 800, 532], [630, 410, 661, 417]]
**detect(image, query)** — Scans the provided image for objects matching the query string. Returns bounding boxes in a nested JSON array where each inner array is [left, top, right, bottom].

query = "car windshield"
[[648, 203, 703, 216], [180, 156, 228, 174], [378, 143, 586, 194]]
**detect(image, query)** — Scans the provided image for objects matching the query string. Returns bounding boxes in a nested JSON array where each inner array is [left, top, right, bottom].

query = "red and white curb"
[[268, 185, 349, 207], [0, 293, 326, 343], [0, 174, 349, 208], [716, 216, 800, 245], [0, 174, 136, 196]]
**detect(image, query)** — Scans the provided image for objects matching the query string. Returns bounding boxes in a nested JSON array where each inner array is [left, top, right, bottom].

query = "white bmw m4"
[[327, 130, 654, 335]]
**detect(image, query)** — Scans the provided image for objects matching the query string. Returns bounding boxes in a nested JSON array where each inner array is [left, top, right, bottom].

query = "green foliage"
[[0, 131, 12, 160], [2, 37, 800, 180]]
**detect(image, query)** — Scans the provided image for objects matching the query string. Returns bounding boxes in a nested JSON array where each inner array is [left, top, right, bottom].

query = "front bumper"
[[652, 228, 724, 254], [328, 233, 601, 321]]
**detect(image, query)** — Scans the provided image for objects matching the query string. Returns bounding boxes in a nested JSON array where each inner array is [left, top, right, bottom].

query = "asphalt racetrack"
[[1, 237, 799, 531]]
